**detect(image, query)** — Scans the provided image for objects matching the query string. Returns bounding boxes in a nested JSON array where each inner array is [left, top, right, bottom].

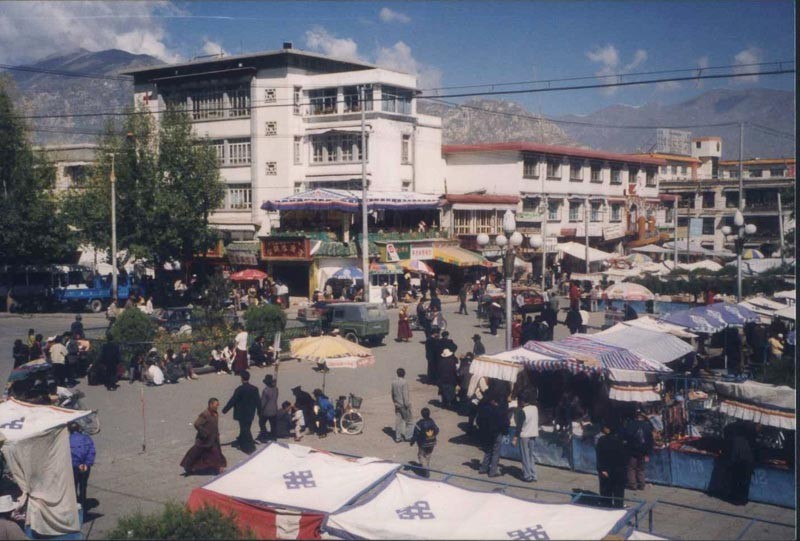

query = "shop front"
[[260, 236, 313, 297]]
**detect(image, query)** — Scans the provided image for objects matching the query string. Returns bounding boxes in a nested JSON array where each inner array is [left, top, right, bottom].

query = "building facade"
[[125, 45, 445, 241], [37, 144, 98, 191]]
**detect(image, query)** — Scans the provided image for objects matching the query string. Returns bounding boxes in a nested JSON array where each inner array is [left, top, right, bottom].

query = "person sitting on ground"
[[313, 389, 335, 438], [210, 344, 231, 374], [275, 401, 293, 439], [164, 349, 182, 384], [144, 360, 165, 386], [249, 335, 268, 368], [177, 345, 199, 380]]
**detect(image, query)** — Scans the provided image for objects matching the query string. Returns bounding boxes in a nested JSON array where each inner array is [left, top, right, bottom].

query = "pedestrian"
[[292, 385, 317, 436], [65, 332, 80, 385], [49, 335, 68, 387], [12, 339, 29, 369], [68, 421, 96, 509], [590, 285, 601, 312], [410, 408, 439, 478], [99, 332, 120, 391], [0, 496, 25, 540], [222, 370, 260, 454], [425, 330, 441, 385], [391, 368, 413, 442], [768, 333, 784, 362], [477, 396, 508, 477], [565, 306, 582, 335], [489, 302, 502, 336], [541, 303, 558, 335], [457, 284, 469, 315], [569, 281, 581, 311], [710, 421, 756, 505], [466, 374, 488, 430], [417, 298, 431, 338], [180, 397, 227, 475], [596, 420, 627, 508], [313, 389, 335, 438], [258, 374, 279, 442], [397, 306, 413, 342], [29, 333, 43, 361], [512, 391, 539, 482], [511, 316, 522, 348], [381, 283, 389, 307], [622, 409, 654, 491], [457, 353, 474, 411], [106, 298, 120, 328], [471, 334, 486, 357], [232, 324, 249, 375], [429, 291, 442, 312], [70, 314, 84, 340], [437, 349, 459, 409], [290, 403, 306, 441]]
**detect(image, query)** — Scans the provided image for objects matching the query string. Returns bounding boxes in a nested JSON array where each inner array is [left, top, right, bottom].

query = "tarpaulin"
[[594, 324, 693, 366], [714, 381, 795, 430]]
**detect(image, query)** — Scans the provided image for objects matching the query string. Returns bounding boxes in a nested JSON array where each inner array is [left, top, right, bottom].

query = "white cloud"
[[586, 44, 648, 95], [733, 47, 763, 83], [0, 1, 184, 64], [379, 7, 411, 23], [375, 41, 442, 92], [304, 26, 363, 62], [201, 39, 226, 57]]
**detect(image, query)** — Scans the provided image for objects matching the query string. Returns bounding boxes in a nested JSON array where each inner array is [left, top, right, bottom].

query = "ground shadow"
[[403, 461, 430, 478], [381, 426, 398, 441], [448, 433, 479, 447]]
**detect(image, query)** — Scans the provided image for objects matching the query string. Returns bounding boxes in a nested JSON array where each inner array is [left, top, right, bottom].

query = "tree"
[[65, 104, 224, 288], [0, 76, 77, 264], [107, 502, 252, 540], [110, 307, 157, 365]]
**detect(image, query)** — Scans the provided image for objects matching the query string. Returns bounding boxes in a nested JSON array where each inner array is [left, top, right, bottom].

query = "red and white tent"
[[186, 443, 399, 539], [324, 473, 629, 540]]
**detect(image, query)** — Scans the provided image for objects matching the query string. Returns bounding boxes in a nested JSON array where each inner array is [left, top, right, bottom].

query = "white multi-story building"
[[124, 44, 445, 240]]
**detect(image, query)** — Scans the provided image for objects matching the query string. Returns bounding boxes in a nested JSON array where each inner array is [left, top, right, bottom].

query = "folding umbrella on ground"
[[331, 267, 364, 280], [603, 283, 655, 301], [229, 268, 267, 282], [289, 335, 375, 368], [400, 259, 434, 276], [8, 359, 51, 382]]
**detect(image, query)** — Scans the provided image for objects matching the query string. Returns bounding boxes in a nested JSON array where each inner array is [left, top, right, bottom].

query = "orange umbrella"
[[230, 269, 267, 281]]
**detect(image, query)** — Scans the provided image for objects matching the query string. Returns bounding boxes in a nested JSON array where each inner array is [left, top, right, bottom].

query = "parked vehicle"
[[150, 306, 194, 334], [301, 302, 389, 345], [52, 274, 144, 313]]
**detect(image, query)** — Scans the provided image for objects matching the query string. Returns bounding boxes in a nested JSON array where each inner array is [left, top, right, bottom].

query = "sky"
[[0, 0, 795, 116]]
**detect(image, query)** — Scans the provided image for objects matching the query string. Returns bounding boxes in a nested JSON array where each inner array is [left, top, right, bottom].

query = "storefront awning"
[[432, 245, 497, 268]]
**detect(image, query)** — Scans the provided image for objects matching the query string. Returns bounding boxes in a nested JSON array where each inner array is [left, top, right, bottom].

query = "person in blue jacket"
[[313, 389, 335, 438], [68, 421, 96, 509]]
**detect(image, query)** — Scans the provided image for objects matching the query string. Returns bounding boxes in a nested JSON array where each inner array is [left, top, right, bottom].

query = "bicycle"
[[335, 394, 364, 435], [59, 389, 101, 435]]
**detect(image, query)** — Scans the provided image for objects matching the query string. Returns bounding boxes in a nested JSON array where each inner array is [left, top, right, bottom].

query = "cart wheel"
[[340, 411, 364, 435], [344, 332, 359, 343], [89, 299, 103, 313]]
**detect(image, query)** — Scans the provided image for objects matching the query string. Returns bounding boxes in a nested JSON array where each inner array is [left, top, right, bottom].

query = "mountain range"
[[4, 49, 796, 160]]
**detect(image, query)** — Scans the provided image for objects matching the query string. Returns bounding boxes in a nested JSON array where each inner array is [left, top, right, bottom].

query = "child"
[[291, 404, 306, 442], [410, 408, 439, 478]]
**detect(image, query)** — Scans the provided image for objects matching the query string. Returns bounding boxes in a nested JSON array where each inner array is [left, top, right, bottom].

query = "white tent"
[[623, 315, 697, 339], [556, 241, 615, 262], [0, 399, 91, 536], [679, 260, 723, 273], [325, 473, 629, 540], [773, 289, 796, 304], [470, 348, 558, 383], [774, 305, 796, 322], [595, 324, 694, 365]]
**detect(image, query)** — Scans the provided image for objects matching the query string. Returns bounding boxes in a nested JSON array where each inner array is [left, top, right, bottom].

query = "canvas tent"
[[556, 241, 615, 262], [324, 473, 629, 540], [186, 442, 399, 539], [623, 315, 697, 339], [714, 381, 795, 430], [0, 399, 91, 536]]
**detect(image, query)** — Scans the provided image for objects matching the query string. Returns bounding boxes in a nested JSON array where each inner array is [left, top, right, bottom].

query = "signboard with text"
[[603, 223, 626, 240], [260, 238, 312, 261], [228, 251, 259, 266], [656, 128, 692, 156], [379, 242, 432, 263]]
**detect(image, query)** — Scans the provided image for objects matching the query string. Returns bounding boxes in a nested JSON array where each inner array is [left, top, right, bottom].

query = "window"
[[610, 204, 622, 222], [725, 192, 739, 208], [190, 88, 225, 120], [343, 86, 373, 113], [681, 166, 688, 175], [548, 200, 560, 221], [401, 134, 411, 164], [309, 88, 337, 115], [265, 162, 277, 175], [628, 167, 639, 183], [310, 133, 367, 164], [671, 165, 678, 175], [381, 86, 412, 114], [702, 218, 715, 235], [474, 210, 495, 234], [522, 197, 541, 212], [546, 158, 561, 179], [749, 169, 763, 178], [265, 121, 277, 136], [224, 184, 252, 210], [610, 167, 622, 184], [293, 86, 302, 115], [228, 87, 250, 118], [645, 168, 657, 186], [696, 141, 701, 149], [769, 168, 784, 177], [211, 140, 225, 164], [293, 137, 302, 165], [228, 138, 251, 165], [677, 217, 688, 228], [454, 210, 471, 235], [570, 162, 583, 181], [401, 180, 411, 192], [569, 201, 581, 222], [294, 182, 304, 193], [64, 165, 88, 188], [590, 202, 602, 222], [702, 192, 715, 209], [264, 88, 276, 103], [590, 163, 602, 182], [523, 158, 539, 179], [665, 206, 674, 222]]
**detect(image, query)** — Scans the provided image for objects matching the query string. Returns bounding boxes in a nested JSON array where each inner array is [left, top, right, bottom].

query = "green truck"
[[298, 301, 389, 345]]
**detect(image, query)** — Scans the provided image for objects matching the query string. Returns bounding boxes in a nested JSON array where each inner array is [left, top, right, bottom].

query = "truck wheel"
[[368, 336, 383, 346], [344, 332, 359, 343], [90, 299, 103, 313]]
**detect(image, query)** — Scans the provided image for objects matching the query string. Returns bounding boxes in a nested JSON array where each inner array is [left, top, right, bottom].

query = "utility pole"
[[736, 123, 744, 304], [541, 195, 548, 292], [777, 190, 785, 266], [584, 197, 590, 274], [359, 85, 370, 302], [673, 197, 679, 268], [110, 153, 118, 300]]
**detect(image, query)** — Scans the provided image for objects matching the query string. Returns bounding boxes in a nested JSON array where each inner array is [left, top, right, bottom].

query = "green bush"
[[243, 303, 287, 343], [106, 502, 251, 540], [110, 307, 157, 365]]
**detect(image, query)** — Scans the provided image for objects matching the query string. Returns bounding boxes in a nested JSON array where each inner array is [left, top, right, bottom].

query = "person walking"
[[222, 371, 260, 454], [488, 302, 502, 336], [457, 284, 469, 315], [410, 408, 439, 478], [565, 306, 583, 335], [477, 396, 509, 477], [180, 398, 227, 475], [99, 332, 121, 391], [596, 420, 627, 509], [232, 324, 249, 375], [457, 353, 474, 412], [471, 334, 486, 357], [391, 368, 412, 442], [437, 349, 459, 409], [397, 306, 413, 342], [65, 333, 80, 385], [68, 421, 96, 510], [466, 374, 488, 431], [417, 298, 431, 338], [70, 314, 84, 339], [569, 281, 581, 311], [257, 374, 279, 442], [49, 335, 68, 387], [425, 330, 441, 385], [512, 392, 539, 482], [622, 409, 654, 491]]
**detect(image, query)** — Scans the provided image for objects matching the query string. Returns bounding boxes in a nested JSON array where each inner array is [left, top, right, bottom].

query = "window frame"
[[569, 162, 583, 182], [568, 201, 581, 222], [523, 158, 539, 179], [610, 167, 622, 184], [546, 158, 561, 180]]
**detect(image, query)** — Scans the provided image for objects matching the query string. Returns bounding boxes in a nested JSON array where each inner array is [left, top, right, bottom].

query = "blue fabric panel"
[[571, 436, 597, 474], [669, 450, 714, 491], [499, 428, 521, 461], [749, 466, 796, 508], [533, 431, 573, 469], [645, 447, 672, 486]]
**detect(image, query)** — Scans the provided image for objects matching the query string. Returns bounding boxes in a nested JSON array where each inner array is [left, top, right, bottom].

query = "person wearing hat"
[[622, 408, 654, 491], [258, 374, 279, 442], [471, 334, 486, 357], [436, 349, 459, 409], [596, 419, 627, 509], [69, 421, 96, 509], [291, 386, 317, 436], [0, 495, 25, 540], [424, 330, 441, 385], [222, 370, 260, 454]]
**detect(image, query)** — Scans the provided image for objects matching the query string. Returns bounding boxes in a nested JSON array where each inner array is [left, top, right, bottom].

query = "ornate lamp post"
[[477, 210, 524, 350], [721, 209, 757, 302]]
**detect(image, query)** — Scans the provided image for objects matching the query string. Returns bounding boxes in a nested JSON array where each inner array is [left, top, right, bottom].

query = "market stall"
[[186, 442, 399, 540], [0, 398, 92, 538]]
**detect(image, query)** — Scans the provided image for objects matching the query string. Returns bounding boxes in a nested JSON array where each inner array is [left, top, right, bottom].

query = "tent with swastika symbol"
[[324, 473, 629, 540], [187, 442, 400, 540]]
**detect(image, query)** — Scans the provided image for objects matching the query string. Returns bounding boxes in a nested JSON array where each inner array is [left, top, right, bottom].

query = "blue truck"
[[52, 273, 143, 313]]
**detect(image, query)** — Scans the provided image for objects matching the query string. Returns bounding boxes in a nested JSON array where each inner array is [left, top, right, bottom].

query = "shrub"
[[244, 303, 287, 344], [106, 501, 251, 540], [110, 307, 157, 365]]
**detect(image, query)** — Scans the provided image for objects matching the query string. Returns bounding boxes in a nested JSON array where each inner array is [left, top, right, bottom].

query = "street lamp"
[[477, 210, 524, 350], [721, 209, 757, 302], [528, 233, 544, 290]]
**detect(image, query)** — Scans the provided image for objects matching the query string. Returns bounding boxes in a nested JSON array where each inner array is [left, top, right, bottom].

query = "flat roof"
[[442, 142, 666, 166], [441, 194, 521, 205], [719, 158, 796, 166], [629, 153, 701, 164]]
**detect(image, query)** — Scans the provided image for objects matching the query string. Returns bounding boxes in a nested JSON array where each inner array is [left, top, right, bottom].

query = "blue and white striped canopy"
[[331, 267, 364, 280]]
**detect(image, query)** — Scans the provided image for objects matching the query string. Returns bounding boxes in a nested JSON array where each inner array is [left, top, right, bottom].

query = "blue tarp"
[[660, 306, 728, 334], [703, 302, 759, 326]]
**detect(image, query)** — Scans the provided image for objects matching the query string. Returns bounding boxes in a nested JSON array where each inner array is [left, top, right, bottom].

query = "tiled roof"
[[442, 142, 666, 165], [441, 194, 520, 205]]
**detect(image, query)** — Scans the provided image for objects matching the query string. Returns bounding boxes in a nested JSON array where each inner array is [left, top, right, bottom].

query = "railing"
[[357, 229, 449, 242]]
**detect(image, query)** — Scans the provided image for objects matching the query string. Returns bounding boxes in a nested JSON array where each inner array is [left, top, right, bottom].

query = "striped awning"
[[432, 245, 496, 268], [522, 335, 671, 374]]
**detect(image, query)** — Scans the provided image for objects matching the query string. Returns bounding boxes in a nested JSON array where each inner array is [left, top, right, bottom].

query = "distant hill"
[[557, 88, 796, 159]]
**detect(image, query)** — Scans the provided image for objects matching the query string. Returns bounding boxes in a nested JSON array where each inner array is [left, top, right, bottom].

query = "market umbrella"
[[741, 249, 764, 260], [230, 268, 267, 282], [603, 282, 655, 301], [331, 267, 364, 280], [8, 359, 52, 382], [703, 302, 759, 326], [625, 253, 652, 266], [661, 307, 727, 334], [289, 335, 375, 369], [400, 259, 434, 276]]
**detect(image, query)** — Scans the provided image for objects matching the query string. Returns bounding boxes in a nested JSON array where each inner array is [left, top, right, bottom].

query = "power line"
[[748, 123, 796, 140], [0, 63, 131, 82]]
